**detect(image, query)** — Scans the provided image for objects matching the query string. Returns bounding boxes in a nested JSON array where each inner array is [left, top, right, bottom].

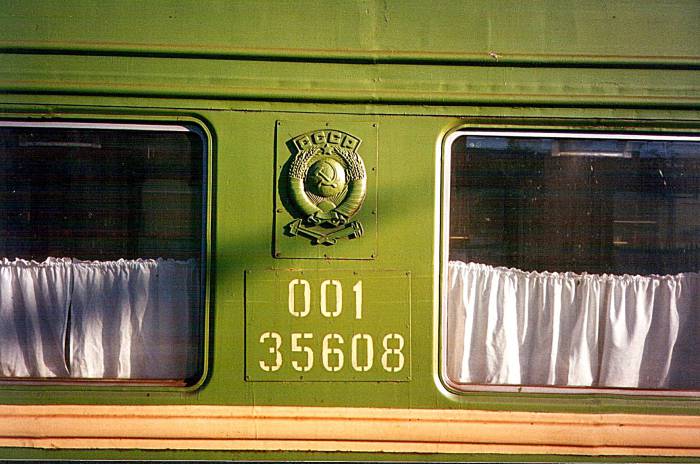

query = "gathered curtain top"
[[1, 257, 73, 268], [449, 260, 699, 284], [1, 257, 196, 268]]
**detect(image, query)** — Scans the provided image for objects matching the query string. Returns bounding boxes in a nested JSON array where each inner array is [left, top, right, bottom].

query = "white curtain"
[[447, 261, 699, 389], [0, 258, 198, 379], [0, 258, 72, 377], [70, 259, 199, 379]]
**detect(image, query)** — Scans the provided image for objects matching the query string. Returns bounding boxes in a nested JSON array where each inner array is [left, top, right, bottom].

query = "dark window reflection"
[[450, 135, 700, 275], [0, 126, 204, 261]]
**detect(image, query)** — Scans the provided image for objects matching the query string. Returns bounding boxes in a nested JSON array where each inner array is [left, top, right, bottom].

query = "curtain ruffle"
[[0, 258, 198, 379], [0, 258, 72, 377], [447, 261, 698, 389]]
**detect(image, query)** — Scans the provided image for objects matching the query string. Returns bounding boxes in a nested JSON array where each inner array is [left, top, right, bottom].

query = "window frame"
[[0, 118, 211, 389], [439, 127, 700, 397]]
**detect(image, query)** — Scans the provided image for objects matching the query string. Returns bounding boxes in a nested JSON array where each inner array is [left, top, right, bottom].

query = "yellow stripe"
[[1, 405, 698, 456]]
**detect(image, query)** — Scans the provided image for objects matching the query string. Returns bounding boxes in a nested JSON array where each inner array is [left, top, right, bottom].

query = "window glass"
[[445, 132, 699, 393], [0, 122, 205, 384]]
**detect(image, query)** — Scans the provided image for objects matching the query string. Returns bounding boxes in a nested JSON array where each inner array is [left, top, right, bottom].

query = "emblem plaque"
[[275, 121, 377, 259], [286, 129, 366, 245]]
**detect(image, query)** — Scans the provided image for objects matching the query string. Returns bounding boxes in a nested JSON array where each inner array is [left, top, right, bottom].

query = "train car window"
[[0, 122, 205, 384], [444, 131, 700, 394]]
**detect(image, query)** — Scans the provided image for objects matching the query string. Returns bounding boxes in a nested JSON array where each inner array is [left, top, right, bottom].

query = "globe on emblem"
[[306, 158, 346, 198]]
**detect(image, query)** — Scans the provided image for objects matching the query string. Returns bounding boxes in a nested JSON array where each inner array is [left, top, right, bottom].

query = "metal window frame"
[[0, 120, 210, 389], [439, 129, 700, 397]]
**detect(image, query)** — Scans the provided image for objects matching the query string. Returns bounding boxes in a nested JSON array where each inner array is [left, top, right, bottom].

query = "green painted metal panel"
[[0, 106, 693, 413], [0, 53, 698, 107], [0, 1, 698, 459], [0, 108, 695, 416], [201, 113, 434, 409], [274, 120, 378, 259], [1, 0, 698, 67], [245, 270, 411, 381]]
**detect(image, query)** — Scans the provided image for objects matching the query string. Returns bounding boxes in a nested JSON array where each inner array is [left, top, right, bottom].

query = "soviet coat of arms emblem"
[[283, 129, 367, 245]]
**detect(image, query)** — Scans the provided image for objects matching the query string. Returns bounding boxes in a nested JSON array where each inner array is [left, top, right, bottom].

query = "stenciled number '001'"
[[286, 278, 363, 319]]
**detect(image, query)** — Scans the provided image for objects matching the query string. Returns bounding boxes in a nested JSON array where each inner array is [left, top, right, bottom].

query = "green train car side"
[[0, 1, 698, 461]]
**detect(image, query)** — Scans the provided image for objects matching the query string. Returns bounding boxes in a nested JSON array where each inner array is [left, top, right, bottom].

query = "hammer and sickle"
[[315, 164, 337, 189]]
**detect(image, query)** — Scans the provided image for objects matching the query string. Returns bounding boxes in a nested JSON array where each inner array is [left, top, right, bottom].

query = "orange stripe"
[[0, 405, 698, 456]]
